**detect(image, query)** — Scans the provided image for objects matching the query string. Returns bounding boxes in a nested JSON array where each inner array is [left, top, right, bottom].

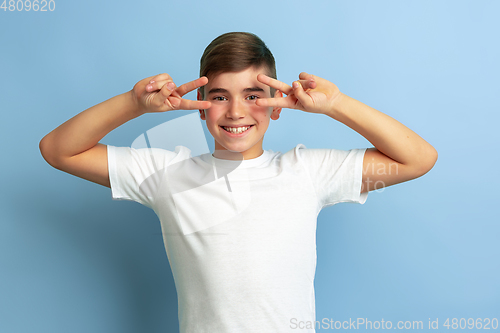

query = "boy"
[[39, 32, 437, 332]]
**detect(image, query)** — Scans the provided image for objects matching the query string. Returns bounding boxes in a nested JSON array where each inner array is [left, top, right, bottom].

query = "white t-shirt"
[[107, 144, 368, 333]]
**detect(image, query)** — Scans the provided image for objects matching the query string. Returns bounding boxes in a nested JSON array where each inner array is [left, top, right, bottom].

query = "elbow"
[[39, 136, 48, 160], [39, 135, 60, 168], [415, 145, 438, 177], [425, 145, 438, 171], [39, 136, 52, 165]]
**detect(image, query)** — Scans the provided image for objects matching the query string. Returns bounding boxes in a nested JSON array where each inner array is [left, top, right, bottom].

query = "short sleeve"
[[107, 145, 190, 209], [295, 145, 368, 208]]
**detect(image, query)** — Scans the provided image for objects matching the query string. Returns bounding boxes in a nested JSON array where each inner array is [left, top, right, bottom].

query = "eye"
[[246, 95, 259, 101], [212, 96, 227, 101]]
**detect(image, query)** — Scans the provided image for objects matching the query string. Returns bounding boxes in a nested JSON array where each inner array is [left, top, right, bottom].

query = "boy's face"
[[198, 66, 281, 160]]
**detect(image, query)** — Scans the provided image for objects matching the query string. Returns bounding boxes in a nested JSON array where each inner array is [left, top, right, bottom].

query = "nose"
[[226, 99, 246, 120]]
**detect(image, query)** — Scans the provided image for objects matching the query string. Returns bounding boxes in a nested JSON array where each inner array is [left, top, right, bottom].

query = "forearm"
[[327, 93, 437, 169], [40, 90, 141, 161]]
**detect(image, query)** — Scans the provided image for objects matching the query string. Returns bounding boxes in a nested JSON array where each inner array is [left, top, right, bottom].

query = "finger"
[[300, 72, 329, 87], [256, 95, 297, 109], [295, 79, 317, 90], [299, 72, 314, 80], [174, 77, 209, 97], [152, 81, 176, 106], [174, 97, 212, 110], [292, 81, 312, 109], [257, 74, 293, 95], [146, 79, 175, 92], [149, 73, 173, 84]]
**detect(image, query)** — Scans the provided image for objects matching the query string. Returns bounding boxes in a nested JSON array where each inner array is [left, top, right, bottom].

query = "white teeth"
[[223, 126, 250, 134]]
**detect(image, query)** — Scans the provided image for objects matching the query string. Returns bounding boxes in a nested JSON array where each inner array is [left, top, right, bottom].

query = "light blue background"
[[1, 0, 499, 332]]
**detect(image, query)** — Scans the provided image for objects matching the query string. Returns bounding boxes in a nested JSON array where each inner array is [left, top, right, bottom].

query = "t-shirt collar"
[[201, 149, 273, 169]]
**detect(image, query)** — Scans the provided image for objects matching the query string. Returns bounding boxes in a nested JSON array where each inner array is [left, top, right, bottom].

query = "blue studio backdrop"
[[1, 1, 499, 332]]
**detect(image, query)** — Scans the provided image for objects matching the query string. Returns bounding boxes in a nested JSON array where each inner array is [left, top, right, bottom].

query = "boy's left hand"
[[256, 72, 342, 115]]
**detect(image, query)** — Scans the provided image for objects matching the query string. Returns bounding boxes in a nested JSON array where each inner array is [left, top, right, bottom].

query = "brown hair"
[[199, 32, 277, 98]]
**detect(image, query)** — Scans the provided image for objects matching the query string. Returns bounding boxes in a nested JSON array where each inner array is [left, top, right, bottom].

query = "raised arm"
[[39, 74, 211, 187], [327, 91, 438, 193], [256, 72, 438, 193]]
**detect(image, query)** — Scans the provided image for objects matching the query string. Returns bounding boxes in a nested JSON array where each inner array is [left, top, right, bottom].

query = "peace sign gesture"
[[256, 72, 342, 116], [132, 73, 212, 114]]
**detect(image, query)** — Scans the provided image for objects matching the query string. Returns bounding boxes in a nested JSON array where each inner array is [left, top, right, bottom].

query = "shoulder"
[[109, 145, 192, 157], [280, 144, 362, 164], [108, 145, 194, 170]]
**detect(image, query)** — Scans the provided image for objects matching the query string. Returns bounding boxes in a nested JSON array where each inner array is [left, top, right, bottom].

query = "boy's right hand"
[[132, 73, 212, 114]]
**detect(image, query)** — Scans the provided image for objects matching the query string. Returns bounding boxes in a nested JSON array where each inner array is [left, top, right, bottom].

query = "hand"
[[132, 73, 212, 114], [256, 72, 342, 115]]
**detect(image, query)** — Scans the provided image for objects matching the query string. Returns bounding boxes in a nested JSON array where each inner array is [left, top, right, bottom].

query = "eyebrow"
[[207, 87, 266, 95]]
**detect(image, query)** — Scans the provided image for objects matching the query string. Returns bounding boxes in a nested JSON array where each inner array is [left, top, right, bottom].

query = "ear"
[[197, 89, 206, 120], [270, 90, 282, 121]]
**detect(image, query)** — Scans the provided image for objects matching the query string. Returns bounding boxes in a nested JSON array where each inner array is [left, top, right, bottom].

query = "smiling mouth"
[[221, 125, 253, 134]]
